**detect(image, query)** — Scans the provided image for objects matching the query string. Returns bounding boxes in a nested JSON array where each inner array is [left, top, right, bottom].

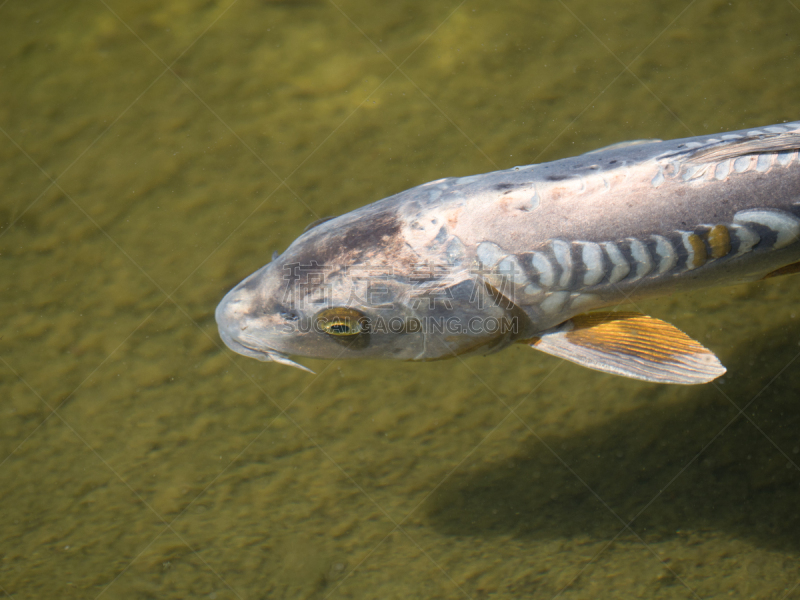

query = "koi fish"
[[216, 121, 800, 384]]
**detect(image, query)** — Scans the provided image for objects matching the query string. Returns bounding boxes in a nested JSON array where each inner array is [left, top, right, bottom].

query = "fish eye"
[[315, 308, 368, 337]]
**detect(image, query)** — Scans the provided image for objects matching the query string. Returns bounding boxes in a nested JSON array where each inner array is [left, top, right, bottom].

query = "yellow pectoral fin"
[[529, 312, 726, 385]]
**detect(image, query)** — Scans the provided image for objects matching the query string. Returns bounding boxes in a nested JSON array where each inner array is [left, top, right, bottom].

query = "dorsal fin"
[[582, 139, 662, 155], [303, 216, 337, 232], [686, 132, 800, 163]]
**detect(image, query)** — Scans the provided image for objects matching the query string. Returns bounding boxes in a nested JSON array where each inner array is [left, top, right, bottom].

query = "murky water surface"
[[2, 1, 800, 598]]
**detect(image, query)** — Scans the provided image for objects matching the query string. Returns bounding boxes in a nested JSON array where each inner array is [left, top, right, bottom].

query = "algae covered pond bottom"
[[2, 1, 800, 598]]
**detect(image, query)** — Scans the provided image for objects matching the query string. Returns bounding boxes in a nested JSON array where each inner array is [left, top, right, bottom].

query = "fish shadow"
[[424, 318, 800, 552]]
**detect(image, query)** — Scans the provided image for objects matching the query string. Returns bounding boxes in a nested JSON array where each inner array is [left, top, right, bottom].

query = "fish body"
[[216, 121, 800, 383]]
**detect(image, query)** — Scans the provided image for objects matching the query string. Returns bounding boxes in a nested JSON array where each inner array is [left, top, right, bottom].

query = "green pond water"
[[2, 0, 800, 598]]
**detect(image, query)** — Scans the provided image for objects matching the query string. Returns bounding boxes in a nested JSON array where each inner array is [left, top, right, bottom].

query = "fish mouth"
[[215, 274, 314, 374], [218, 328, 315, 374]]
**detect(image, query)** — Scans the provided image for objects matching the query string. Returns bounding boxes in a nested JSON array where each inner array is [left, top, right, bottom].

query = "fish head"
[[216, 204, 530, 370], [215, 208, 432, 369]]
